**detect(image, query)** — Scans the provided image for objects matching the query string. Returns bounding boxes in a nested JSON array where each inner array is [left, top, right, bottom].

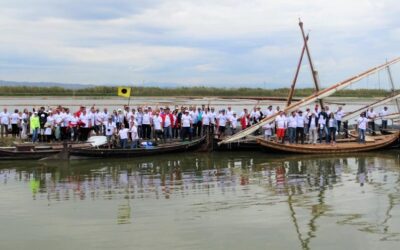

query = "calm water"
[[1, 152, 400, 250]]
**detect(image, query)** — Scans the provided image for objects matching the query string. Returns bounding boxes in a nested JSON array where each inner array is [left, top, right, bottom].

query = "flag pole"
[[127, 86, 132, 107]]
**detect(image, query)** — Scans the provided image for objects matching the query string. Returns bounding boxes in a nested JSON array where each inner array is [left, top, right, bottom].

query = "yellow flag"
[[117, 87, 131, 98]]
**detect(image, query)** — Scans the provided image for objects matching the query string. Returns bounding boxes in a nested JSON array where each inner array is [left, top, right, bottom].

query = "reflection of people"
[[357, 158, 367, 187]]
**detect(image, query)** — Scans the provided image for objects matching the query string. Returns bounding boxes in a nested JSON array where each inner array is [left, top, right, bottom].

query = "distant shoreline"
[[0, 86, 392, 98]]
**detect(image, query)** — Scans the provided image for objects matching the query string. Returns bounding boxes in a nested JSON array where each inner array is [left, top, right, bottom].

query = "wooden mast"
[[386, 64, 400, 112], [299, 19, 324, 108], [286, 34, 309, 107]]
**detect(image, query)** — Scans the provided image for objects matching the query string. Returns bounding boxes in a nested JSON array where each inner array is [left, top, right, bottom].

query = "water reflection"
[[0, 152, 400, 249]]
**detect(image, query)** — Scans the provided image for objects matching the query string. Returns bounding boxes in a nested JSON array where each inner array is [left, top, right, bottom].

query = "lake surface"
[[1, 151, 400, 250]]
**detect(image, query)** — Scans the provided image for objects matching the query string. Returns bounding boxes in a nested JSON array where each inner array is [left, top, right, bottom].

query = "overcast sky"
[[0, 0, 399, 88]]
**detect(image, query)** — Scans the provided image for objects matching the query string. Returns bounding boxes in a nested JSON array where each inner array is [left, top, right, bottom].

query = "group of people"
[[0, 103, 391, 147], [266, 105, 389, 145]]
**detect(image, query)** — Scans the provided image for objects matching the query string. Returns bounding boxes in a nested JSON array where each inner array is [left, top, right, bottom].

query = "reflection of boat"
[[65, 135, 206, 159], [257, 132, 400, 154]]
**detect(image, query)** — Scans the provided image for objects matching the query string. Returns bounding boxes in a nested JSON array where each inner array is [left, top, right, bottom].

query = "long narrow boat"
[[256, 132, 400, 154], [0, 143, 91, 160], [65, 136, 206, 159]]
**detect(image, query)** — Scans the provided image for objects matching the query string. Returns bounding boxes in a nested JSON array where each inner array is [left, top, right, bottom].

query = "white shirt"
[[358, 117, 368, 130], [209, 112, 217, 124], [164, 115, 171, 127], [105, 122, 116, 136], [153, 116, 162, 130], [335, 110, 344, 121], [10, 113, 20, 124], [79, 113, 91, 128], [226, 110, 234, 119], [218, 114, 228, 127], [275, 115, 286, 129], [328, 118, 336, 128], [46, 116, 55, 127], [118, 128, 129, 139], [181, 114, 192, 127], [367, 110, 377, 120], [309, 116, 317, 129], [263, 123, 272, 136], [288, 116, 297, 128], [131, 126, 139, 140], [230, 116, 238, 129], [380, 109, 388, 119], [0, 112, 10, 124], [318, 116, 326, 128], [202, 112, 210, 126], [142, 113, 151, 125], [296, 114, 305, 128]]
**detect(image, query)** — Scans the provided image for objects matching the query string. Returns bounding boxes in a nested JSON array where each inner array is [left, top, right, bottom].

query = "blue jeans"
[[358, 128, 366, 143], [130, 139, 138, 149], [288, 127, 296, 143], [163, 126, 172, 140], [120, 138, 128, 148], [32, 128, 39, 142]]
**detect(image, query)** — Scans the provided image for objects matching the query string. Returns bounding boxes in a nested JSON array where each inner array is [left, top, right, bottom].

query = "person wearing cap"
[[135, 107, 144, 138], [181, 109, 193, 141], [30, 112, 40, 143], [295, 110, 305, 144]]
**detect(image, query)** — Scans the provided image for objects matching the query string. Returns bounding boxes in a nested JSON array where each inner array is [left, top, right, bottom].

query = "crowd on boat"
[[0, 103, 391, 147]]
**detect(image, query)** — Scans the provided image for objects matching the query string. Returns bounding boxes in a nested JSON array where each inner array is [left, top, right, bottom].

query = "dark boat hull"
[[67, 136, 206, 159]]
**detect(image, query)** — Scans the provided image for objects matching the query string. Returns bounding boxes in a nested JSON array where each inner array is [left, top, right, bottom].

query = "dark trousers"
[[142, 124, 151, 139], [173, 127, 180, 138], [368, 121, 376, 135], [181, 127, 192, 141], [329, 127, 336, 142], [296, 127, 304, 144], [382, 120, 388, 129], [79, 127, 90, 141], [195, 121, 202, 136], [337, 120, 341, 133]]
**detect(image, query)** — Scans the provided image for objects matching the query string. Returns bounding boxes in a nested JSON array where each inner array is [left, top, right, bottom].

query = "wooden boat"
[[0, 143, 91, 160], [64, 136, 206, 159], [256, 132, 400, 154], [219, 57, 400, 145]]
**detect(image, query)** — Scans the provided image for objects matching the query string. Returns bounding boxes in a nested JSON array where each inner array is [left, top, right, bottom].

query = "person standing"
[[295, 110, 305, 144], [161, 108, 174, 142], [130, 123, 139, 149], [0, 108, 10, 138], [380, 106, 389, 129], [230, 112, 238, 135], [308, 112, 318, 144], [357, 112, 368, 144], [118, 124, 129, 148], [217, 110, 228, 139], [181, 110, 193, 141], [30, 112, 40, 143], [287, 111, 297, 144], [153, 112, 163, 142], [335, 106, 345, 133], [142, 108, 152, 140], [275, 111, 287, 143], [104, 117, 116, 148], [367, 108, 377, 135], [327, 112, 337, 145], [318, 110, 327, 144], [10, 109, 21, 138]]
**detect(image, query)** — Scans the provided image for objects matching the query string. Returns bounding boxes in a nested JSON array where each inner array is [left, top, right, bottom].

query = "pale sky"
[[0, 0, 399, 88]]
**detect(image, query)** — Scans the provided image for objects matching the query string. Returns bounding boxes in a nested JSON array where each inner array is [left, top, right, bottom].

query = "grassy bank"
[[0, 86, 391, 98]]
